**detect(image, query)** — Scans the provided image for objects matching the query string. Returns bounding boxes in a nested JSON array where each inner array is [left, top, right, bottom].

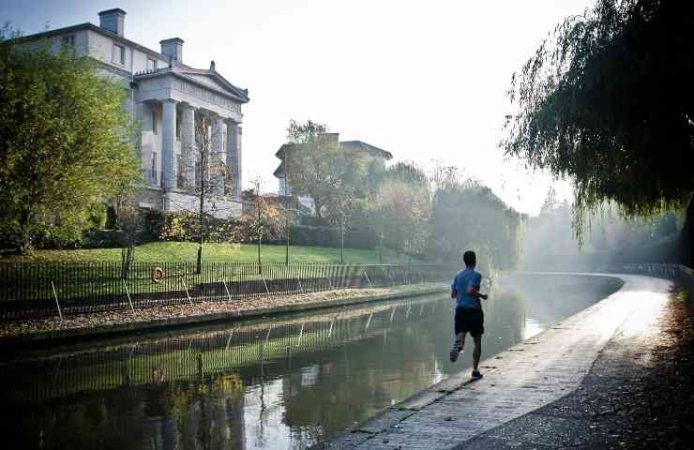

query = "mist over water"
[[0, 274, 621, 449], [521, 199, 682, 271]]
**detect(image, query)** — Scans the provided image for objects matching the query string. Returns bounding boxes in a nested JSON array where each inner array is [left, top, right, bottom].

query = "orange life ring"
[[150, 267, 165, 283]]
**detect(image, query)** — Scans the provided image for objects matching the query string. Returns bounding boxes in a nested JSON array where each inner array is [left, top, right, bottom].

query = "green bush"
[[26, 223, 84, 250], [142, 210, 285, 245]]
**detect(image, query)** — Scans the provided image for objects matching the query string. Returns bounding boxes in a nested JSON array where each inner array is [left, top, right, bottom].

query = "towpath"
[[327, 273, 692, 449]]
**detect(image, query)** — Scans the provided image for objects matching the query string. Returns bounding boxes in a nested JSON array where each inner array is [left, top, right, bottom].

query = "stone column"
[[180, 104, 195, 190], [210, 115, 226, 196], [136, 102, 152, 184], [226, 121, 242, 199], [161, 99, 177, 192]]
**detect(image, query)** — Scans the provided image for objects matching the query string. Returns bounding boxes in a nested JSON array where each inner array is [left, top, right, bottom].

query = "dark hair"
[[463, 250, 476, 267]]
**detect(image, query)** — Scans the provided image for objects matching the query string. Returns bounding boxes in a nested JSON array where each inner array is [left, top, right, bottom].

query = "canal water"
[[0, 273, 621, 449]]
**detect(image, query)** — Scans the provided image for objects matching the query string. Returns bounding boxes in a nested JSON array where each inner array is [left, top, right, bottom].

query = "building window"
[[175, 114, 181, 140], [112, 43, 125, 65], [61, 34, 75, 48], [151, 152, 158, 185], [146, 58, 157, 71]]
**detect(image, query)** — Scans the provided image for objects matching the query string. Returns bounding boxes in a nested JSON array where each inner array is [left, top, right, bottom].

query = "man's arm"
[[466, 275, 488, 300]]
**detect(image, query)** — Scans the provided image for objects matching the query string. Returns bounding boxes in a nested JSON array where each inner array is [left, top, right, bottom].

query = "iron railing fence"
[[611, 263, 694, 295], [546, 263, 694, 295], [0, 262, 455, 320]]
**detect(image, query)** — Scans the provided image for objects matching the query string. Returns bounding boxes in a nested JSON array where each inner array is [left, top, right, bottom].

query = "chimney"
[[320, 133, 340, 146], [98, 8, 126, 36], [160, 38, 184, 63]]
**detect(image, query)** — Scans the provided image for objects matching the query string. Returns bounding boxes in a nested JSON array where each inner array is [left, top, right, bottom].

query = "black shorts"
[[454, 307, 484, 337]]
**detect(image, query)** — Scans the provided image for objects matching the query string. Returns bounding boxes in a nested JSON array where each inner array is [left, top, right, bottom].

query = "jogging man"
[[449, 250, 487, 380]]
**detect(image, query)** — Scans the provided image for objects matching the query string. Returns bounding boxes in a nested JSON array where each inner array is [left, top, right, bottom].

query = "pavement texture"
[[324, 274, 694, 449]]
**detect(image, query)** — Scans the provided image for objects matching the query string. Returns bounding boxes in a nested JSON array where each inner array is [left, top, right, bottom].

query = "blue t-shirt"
[[451, 268, 482, 310]]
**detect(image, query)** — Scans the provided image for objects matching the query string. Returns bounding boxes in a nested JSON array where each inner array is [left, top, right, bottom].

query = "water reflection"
[[0, 274, 621, 449]]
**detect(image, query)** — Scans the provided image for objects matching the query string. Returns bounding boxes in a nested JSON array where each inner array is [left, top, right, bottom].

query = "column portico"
[[226, 121, 242, 199], [161, 99, 178, 192], [180, 103, 196, 190], [210, 115, 227, 196]]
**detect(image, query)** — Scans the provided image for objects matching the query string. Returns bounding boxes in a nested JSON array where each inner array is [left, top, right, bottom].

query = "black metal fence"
[[611, 263, 694, 295], [0, 262, 454, 320]]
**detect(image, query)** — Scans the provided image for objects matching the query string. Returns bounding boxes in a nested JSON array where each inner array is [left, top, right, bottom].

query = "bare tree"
[[247, 177, 269, 273], [175, 112, 231, 273], [117, 204, 142, 279]]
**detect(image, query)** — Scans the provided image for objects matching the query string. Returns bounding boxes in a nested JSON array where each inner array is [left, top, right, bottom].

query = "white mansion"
[[21, 8, 248, 218]]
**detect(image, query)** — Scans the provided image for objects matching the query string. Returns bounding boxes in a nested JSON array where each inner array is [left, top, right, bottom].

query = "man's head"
[[463, 250, 476, 268]]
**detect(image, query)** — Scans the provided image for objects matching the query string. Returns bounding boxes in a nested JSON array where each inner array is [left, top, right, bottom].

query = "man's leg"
[[457, 332, 466, 351], [472, 334, 482, 373], [450, 331, 466, 362]]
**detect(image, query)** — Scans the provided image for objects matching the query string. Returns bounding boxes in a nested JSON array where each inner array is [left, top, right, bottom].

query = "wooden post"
[[122, 280, 135, 315], [261, 275, 270, 296], [223, 280, 232, 301], [328, 317, 335, 337], [51, 281, 63, 321], [363, 271, 374, 289], [225, 330, 234, 352], [296, 322, 304, 347], [182, 280, 193, 304]]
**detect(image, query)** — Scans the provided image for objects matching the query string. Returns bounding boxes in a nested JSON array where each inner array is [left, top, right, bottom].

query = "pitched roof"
[[274, 141, 391, 159], [340, 140, 392, 160], [273, 160, 286, 178], [272, 140, 391, 178], [134, 67, 250, 103], [16, 22, 249, 103]]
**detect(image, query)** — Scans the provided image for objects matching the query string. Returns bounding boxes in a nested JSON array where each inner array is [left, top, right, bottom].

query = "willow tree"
[[0, 29, 140, 253], [503, 0, 694, 263]]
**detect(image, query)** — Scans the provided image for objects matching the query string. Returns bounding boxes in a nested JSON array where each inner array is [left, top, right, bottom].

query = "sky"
[[1, 0, 591, 215]]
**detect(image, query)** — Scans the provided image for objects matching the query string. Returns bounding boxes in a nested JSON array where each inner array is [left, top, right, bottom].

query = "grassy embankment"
[[2, 241, 408, 265], [0, 242, 426, 301]]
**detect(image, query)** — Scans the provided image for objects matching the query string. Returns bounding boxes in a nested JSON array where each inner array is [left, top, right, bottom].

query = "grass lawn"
[[2, 241, 411, 265]]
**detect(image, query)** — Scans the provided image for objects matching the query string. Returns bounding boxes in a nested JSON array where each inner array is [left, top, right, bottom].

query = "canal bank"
[[0, 272, 621, 449], [327, 273, 675, 449], [0, 283, 447, 349]]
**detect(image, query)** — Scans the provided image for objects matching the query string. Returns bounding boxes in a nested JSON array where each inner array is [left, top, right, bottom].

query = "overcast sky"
[[1, 0, 591, 215]]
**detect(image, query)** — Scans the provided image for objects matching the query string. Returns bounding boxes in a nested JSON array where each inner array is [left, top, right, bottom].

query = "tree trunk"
[[121, 245, 134, 279], [314, 196, 322, 220], [17, 210, 32, 254], [682, 195, 694, 267], [285, 196, 290, 266], [257, 231, 262, 274], [340, 220, 344, 264], [197, 163, 205, 274], [378, 234, 383, 264]]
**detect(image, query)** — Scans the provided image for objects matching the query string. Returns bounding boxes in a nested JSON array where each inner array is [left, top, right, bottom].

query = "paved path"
[[325, 273, 673, 449]]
